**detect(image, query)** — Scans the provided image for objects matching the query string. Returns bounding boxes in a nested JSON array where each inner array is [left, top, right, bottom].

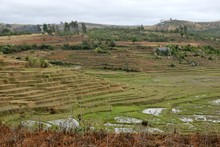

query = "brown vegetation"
[[0, 125, 219, 147], [0, 34, 83, 45]]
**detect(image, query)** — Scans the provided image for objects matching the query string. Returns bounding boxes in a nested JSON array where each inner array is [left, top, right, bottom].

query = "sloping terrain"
[[148, 20, 220, 32], [0, 56, 126, 117]]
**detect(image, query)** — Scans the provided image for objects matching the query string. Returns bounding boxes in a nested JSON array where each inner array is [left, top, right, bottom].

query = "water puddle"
[[114, 116, 142, 124], [142, 108, 165, 116]]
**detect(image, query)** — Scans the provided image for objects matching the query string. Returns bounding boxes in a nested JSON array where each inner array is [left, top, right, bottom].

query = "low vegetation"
[[0, 44, 54, 54], [25, 56, 51, 68]]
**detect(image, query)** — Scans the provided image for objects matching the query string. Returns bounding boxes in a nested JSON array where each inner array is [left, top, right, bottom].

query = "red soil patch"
[[0, 34, 84, 45], [46, 50, 73, 60]]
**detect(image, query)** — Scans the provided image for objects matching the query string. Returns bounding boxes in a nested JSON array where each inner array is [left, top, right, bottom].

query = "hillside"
[[0, 20, 220, 34], [0, 55, 128, 120], [0, 20, 219, 137], [148, 19, 220, 33]]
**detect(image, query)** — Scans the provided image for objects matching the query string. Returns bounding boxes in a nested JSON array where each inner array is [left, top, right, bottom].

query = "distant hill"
[[0, 22, 134, 35], [147, 19, 220, 33], [1, 20, 220, 36]]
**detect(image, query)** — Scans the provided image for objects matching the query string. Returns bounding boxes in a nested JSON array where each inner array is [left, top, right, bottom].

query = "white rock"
[[114, 128, 133, 133], [145, 128, 164, 133], [48, 118, 79, 131], [212, 99, 220, 105], [142, 108, 165, 116], [114, 116, 142, 124], [172, 108, 181, 113], [21, 120, 52, 130], [180, 117, 193, 123]]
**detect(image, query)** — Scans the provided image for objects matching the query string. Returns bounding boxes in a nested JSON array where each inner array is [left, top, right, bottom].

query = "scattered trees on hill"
[[81, 23, 87, 34], [64, 22, 70, 33], [43, 24, 48, 33]]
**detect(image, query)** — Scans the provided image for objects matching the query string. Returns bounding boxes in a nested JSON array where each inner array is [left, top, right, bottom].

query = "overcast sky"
[[0, 0, 220, 25]]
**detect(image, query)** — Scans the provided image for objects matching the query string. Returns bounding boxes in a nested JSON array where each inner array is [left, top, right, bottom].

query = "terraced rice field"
[[82, 68, 220, 133], [0, 58, 128, 123], [1, 51, 220, 133]]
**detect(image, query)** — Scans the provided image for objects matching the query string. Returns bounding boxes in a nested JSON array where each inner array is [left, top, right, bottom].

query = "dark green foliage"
[[43, 24, 48, 33], [208, 56, 214, 60], [170, 63, 176, 67], [69, 21, 79, 34], [166, 44, 220, 62], [87, 28, 169, 42], [62, 39, 115, 52], [0, 28, 32, 36], [203, 45, 220, 54], [108, 40, 116, 47], [36, 25, 41, 32], [82, 23, 87, 34], [64, 22, 70, 32], [0, 44, 54, 54]]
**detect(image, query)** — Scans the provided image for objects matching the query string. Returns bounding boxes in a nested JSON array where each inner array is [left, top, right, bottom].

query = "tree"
[[64, 22, 70, 32], [109, 40, 116, 47], [36, 25, 41, 33], [138, 25, 144, 31], [82, 23, 87, 33], [132, 37, 137, 44], [173, 28, 179, 33], [51, 25, 56, 33], [183, 25, 188, 35], [43, 24, 48, 33], [69, 21, 79, 34]]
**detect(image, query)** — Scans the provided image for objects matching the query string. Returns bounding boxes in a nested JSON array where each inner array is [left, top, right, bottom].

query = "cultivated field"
[[0, 26, 220, 145]]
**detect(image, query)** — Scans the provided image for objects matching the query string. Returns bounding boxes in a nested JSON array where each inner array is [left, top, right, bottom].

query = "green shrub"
[[208, 56, 214, 60], [94, 47, 109, 54], [26, 56, 51, 68], [0, 44, 54, 54], [170, 63, 176, 67]]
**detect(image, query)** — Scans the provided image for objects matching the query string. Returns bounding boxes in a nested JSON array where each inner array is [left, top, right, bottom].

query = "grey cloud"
[[0, 0, 220, 25]]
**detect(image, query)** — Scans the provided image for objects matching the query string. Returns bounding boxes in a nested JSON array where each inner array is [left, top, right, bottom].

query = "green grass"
[[1, 60, 220, 133], [82, 68, 220, 133]]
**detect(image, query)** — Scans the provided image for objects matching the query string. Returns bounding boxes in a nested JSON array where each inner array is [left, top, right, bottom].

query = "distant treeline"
[[0, 21, 87, 36]]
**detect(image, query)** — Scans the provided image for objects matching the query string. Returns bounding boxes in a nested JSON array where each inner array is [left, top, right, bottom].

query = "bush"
[[203, 45, 220, 54], [94, 47, 109, 54], [170, 63, 176, 67], [26, 56, 51, 68], [208, 56, 214, 60]]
